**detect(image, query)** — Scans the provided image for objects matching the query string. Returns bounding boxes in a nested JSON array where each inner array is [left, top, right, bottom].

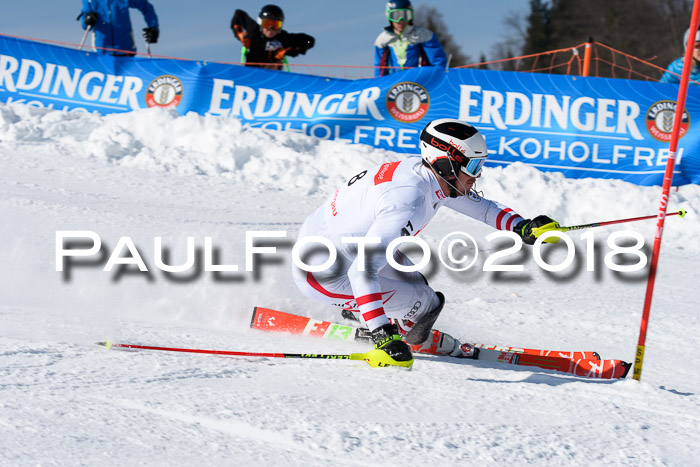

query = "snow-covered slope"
[[1, 103, 699, 465]]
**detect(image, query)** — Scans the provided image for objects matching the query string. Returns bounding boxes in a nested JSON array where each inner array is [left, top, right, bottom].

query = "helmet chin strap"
[[437, 168, 481, 199], [440, 170, 469, 198], [444, 177, 463, 198], [425, 160, 480, 199]]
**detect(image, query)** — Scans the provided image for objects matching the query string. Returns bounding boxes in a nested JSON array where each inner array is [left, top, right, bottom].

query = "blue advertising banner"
[[1, 34, 698, 185]]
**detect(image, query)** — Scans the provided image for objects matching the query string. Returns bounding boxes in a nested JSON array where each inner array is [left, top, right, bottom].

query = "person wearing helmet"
[[292, 118, 558, 368], [660, 27, 700, 84], [231, 4, 315, 70], [374, 0, 448, 77]]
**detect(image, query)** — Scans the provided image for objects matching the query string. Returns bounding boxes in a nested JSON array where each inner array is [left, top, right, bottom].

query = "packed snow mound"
[[2, 102, 697, 252], [0, 103, 395, 195]]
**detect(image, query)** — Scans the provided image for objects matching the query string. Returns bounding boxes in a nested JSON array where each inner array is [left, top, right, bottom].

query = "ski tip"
[[250, 307, 259, 329], [620, 361, 631, 379], [96, 341, 112, 349], [592, 351, 601, 361]]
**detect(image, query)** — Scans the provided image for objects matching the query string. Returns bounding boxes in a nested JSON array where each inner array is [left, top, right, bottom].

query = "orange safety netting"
[[456, 41, 700, 85], [2, 33, 696, 83]]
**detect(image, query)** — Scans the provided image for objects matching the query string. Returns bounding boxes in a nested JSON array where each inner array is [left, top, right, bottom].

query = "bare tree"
[[490, 9, 528, 68], [414, 5, 470, 67], [491, 0, 693, 78]]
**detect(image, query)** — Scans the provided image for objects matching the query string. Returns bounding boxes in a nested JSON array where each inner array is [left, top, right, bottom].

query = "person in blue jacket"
[[660, 27, 700, 84], [374, 0, 447, 77], [79, 0, 159, 56]]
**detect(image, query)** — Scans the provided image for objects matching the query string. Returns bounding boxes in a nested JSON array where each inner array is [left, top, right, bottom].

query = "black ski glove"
[[84, 12, 98, 28], [513, 215, 559, 245], [143, 27, 159, 44]]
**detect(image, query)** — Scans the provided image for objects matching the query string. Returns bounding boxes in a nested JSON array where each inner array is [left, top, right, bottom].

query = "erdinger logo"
[[646, 100, 690, 142], [145, 75, 184, 108], [386, 82, 429, 123], [430, 137, 464, 162]]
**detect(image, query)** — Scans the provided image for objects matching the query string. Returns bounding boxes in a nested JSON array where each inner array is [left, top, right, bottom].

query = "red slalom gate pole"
[[633, 0, 700, 381]]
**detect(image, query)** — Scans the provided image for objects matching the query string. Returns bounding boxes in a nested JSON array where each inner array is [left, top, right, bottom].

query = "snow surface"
[[1, 103, 699, 465]]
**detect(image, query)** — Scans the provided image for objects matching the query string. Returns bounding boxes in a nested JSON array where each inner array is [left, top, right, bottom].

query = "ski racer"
[[79, 0, 159, 56], [292, 118, 559, 368], [660, 27, 700, 84], [374, 0, 447, 77], [231, 4, 315, 70]]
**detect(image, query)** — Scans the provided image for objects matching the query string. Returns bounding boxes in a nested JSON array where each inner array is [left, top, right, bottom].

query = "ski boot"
[[369, 323, 414, 368], [409, 329, 479, 359], [405, 291, 445, 345]]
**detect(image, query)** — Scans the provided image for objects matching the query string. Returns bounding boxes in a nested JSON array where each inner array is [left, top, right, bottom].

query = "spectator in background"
[[660, 27, 700, 84], [79, 0, 159, 56], [231, 5, 315, 71], [374, 0, 447, 77]]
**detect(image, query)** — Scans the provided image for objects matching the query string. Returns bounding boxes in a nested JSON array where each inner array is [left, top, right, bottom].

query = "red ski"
[[250, 306, 630, 379], [251, 306, 600, 361], [474, 348, 629, 379]]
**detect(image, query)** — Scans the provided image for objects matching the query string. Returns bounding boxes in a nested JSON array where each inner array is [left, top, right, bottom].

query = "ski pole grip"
[[531, 221, 562, 243]]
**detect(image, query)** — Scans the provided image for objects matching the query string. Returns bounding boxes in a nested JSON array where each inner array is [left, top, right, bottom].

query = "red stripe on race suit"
[[496, 208, 513, 230], [356, 293, 383, 306], [362, 307, 386, 322], [505, 214, 522, 232], [306, 272, 354, 300]]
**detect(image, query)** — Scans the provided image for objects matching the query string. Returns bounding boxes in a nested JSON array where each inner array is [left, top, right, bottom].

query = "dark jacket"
[[231, 9, 315, 70]]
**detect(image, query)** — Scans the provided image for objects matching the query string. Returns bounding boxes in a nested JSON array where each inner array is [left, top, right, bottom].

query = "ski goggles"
[[459, 157, 486, 178], [260, 18, 283, 30], [387, 8, 413, 23], [421, 131, 487, 178]]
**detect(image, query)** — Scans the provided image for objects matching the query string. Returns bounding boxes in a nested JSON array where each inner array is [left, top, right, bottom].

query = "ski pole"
[[533, 209, 687, 237], [97, 341, 412, 369], [79, 25, 91, 51], [145, 41, 152, 58], [78, 0, 94, 51]]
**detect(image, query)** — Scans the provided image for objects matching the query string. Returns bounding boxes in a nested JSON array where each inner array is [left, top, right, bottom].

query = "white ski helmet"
[[420, 118, 488, 180], [683, 27, 700, 46]]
